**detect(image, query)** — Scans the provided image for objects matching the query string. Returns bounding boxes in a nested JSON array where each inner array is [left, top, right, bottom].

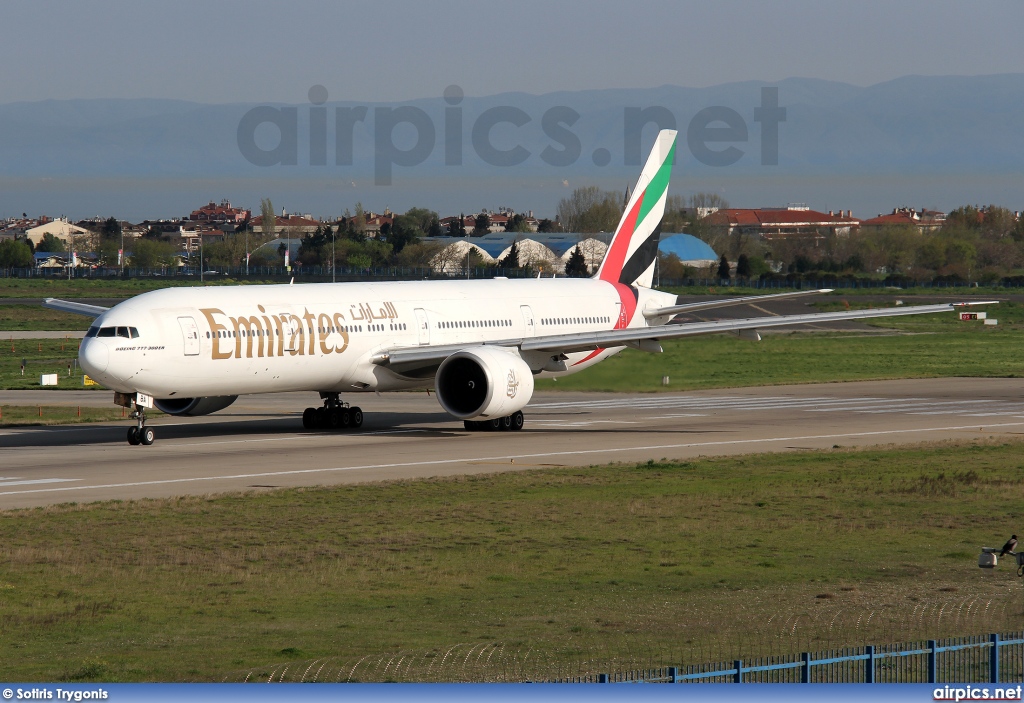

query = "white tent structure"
[[430, 240, 495, 274], [559, 238, 608, 274], [495, 238, 558, 270]]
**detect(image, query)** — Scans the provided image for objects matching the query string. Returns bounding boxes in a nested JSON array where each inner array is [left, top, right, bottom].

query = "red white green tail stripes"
[[595, 129, 677, 289]]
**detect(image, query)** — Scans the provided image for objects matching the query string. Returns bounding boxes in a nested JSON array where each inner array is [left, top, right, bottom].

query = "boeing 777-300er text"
[[46, 130, 994, 445]]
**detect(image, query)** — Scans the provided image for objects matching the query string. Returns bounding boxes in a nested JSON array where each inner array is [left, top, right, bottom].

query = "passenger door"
[[177, 316, 200, 356], [414, 308, 430, 345], [520, 305, 536, 337]]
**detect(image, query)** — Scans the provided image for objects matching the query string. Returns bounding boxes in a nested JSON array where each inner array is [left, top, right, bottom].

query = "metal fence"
[[550, 632, 1024, 684]]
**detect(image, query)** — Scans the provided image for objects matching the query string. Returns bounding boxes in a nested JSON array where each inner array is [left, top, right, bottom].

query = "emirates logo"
[[506, 369, 520, 398]]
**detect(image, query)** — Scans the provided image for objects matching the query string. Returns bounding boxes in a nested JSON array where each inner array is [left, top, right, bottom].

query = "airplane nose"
[[79, 339, 108, 374]]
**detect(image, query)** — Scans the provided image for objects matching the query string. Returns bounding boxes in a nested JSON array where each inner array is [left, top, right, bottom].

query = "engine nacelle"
[[154, 396, 238, 416], [435, 347, 534, 420]]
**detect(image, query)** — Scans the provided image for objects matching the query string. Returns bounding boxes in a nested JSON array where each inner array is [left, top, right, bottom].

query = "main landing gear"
[[302, 392, 363, 431], [126, 406, 155, 446], [464, 410, 525, 432]]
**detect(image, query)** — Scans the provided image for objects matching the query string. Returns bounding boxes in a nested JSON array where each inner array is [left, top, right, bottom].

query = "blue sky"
[[4, 0, 1024, 103]]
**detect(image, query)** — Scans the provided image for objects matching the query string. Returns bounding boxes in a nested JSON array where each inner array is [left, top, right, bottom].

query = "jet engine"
[[435, 347, 534, 420], [154, 396, 238, 416]]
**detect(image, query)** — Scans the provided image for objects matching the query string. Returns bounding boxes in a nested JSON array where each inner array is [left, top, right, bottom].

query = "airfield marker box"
[[40, 374, 58, 386]]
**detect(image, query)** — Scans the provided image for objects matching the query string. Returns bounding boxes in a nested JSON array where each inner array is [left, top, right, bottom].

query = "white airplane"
[[46, 130, 992, 445]]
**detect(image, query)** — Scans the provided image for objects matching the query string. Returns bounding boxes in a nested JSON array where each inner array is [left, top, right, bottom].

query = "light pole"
[[332, 226, 336, 283], [200, 234, 204, 284]]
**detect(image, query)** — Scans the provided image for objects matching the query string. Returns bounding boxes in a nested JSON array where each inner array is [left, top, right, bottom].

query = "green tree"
[[38, 233, 66, 253], [448, 215, 467, 236], [736, 253, 750, 278], [557, 186, 623, 232], [403, 207, 440, 235], [131, 238, 177, 268], [536, 218, 557, 233], [0, 239, 33, 267], [504, 213, 531, 233], [717, 253, 731, 279], [102, 217, 121, 239], [472, 213, 491, 236], [498, 240, 519, 269], [260, 198, 276, 239], [386, 215, 422, 255], [564, 245, 589, 277]]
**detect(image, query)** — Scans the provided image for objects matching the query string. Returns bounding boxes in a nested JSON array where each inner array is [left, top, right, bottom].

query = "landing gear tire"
[[140, 427, 155, 445], [302, 407, 317, 429], [314, 407, 326, 428], [464, 412, 525, 432], [327, 408, 343, 430], [350, 407, 363, 428], [127, 427, 140, 445]]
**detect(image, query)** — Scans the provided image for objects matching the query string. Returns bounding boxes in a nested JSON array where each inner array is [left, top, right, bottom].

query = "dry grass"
[[1, 439, 1023, 681]]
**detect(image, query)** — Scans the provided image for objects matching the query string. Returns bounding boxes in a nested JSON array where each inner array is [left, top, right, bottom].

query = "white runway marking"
[[531, 394, 1024, 419], [0, 478, 78, 487], [0, 420, 1020, 498]]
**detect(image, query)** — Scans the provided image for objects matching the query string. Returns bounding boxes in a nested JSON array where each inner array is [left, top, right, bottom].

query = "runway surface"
[[1, 377, 1022, 510]]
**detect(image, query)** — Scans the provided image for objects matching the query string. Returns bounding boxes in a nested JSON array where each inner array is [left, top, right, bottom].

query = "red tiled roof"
[[705, 208, 859, 227]]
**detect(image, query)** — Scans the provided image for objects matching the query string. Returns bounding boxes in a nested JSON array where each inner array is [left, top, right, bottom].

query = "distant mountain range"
[[2, 75, 1023, 219]]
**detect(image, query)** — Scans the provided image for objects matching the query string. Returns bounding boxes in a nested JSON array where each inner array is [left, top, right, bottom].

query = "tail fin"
[[595, 129, 677, 289]]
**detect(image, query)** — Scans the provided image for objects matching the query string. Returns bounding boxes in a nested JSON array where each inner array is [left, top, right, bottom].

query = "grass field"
[[0, 277, 278, 299], [0, 440, 1021, 682], [0, 304, 93, 331], [0, 338, 97, 390], [0, 405, 143, 425], [535, 303, 1024, 393]]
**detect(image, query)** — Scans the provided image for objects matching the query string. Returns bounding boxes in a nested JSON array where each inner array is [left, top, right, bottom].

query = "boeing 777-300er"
[[46, 130, 994, 445]]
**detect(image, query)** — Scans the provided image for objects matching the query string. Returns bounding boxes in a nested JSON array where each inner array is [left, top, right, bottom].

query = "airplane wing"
[[42, 298, 110, 318], [378, 300, 996, 368], [642, 288, 833, 319]]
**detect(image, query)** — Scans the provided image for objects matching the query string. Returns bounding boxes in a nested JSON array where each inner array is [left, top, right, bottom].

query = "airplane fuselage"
[[79, 277, 677, 399]]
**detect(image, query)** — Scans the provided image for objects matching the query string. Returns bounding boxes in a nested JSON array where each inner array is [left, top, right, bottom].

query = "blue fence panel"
[[575, 631, 1024, 685]]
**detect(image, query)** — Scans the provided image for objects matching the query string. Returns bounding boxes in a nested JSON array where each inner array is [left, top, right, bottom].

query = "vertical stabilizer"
[[595, 129, 677, 289]]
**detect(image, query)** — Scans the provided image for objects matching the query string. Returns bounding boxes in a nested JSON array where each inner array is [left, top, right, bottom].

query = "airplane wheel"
[[302, 407, 316, 429], [463, 420, 476, 431], [350, 407, 363, 428], [327, 409, 342, 429], [498, 415, 513, 431], [127, 427, 140, 445], [487, 418, 501, 431], [314, 407, 326, 429], [510, 410, 524, 431], [340, 409, 351, 428], [140, 427, 155, 445]]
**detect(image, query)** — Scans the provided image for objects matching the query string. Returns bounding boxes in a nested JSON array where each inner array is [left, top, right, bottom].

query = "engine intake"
[[435, 347, 533, 420], [154, 396, 238, 416]]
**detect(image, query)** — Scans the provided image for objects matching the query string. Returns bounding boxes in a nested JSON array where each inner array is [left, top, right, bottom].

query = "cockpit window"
[[93, 326, 140, 338]]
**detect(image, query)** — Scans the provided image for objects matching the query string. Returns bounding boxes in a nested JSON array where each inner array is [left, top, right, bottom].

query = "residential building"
[[704, 205, 859, 239]]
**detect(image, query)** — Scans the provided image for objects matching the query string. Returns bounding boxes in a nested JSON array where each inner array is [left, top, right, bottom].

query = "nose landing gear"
[[127, 405, 155, 445], [302, 392, 363, 432]]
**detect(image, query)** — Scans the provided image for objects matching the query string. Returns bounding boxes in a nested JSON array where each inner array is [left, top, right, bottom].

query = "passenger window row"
[[439, 319, 512, 330], [86, 326, 139, 338], [205, 324, 374, 340], [541, 316, 609, 326]]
